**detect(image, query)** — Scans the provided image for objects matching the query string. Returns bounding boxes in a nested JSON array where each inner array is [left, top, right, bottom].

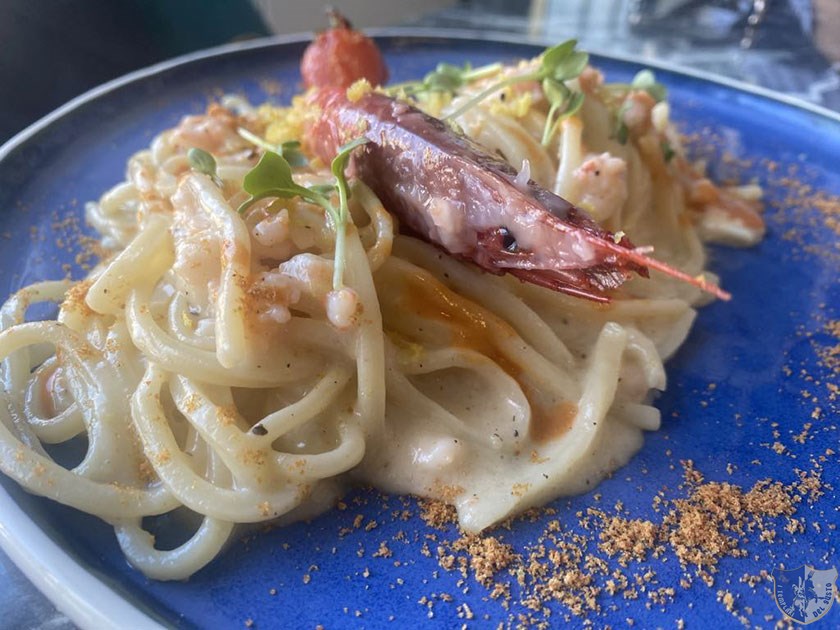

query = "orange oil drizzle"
[[390, 269, 576, 443]]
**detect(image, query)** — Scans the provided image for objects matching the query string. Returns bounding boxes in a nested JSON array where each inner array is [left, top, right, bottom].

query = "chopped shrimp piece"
[[170, 105, 247, 156], [248, 270, 302, 324], [276, 254, 333, 302], [577, 67, 604, 95], [678, 161, 766, 246], [696, 189, 765, 246], [622, 90, 656, 135], [573, 153, 628, 223], [170, 182, 221, 313]]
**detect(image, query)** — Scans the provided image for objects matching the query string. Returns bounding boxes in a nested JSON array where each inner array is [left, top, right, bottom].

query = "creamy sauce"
[[392, 269, 576, 444], [396, 269, 518, 375], [529, 400, 578, 444]]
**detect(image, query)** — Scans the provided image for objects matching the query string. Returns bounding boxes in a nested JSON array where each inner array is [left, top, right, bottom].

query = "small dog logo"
[[772, 565, 837, 624]]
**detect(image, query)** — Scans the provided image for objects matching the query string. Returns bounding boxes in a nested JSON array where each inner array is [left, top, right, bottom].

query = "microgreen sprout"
[[386, 40, 589, 142], [611, 69, 667, 144], [237, 137, 369, 290], [187, 148, 223, 187], [631, 69, 667, 103], [540, 78, 585, 146], [328, 136, 368, 290], [388, 61, 503, 97], [440, 40, 588, 124]]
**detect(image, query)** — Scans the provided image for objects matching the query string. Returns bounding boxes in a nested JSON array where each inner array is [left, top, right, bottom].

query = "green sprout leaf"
[[564, 91, 585, 117], [542, 77, 570, 106], [539, 43, 588, 144], [443, 39, 588, 127], [545, 49, 589, 83], [279, 140, 308, 167], [540, 40, 578, 74], [539, 41, 589, 83], [388, 61, 503, 98], [243, 151, 303, 197], [388, 40, 590, 126], [597, 69, 667, 144], [424, 62, 468, 92], [187, 147, 217, 176], [540, 77, 586, 146], [187, 148, 223, 187], [238, 151, 324, 214], [237, 137, 369, 290], [631, 69, 667, 102]]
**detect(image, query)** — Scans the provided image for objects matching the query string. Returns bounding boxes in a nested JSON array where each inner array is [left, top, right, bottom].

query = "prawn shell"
[[306, 88, 648, 302]]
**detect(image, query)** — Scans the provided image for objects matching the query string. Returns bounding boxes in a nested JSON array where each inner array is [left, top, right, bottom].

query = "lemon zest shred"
[[346, 78, 373, 103], [488, 90, 533, 118], [257, 95, 312, 146]]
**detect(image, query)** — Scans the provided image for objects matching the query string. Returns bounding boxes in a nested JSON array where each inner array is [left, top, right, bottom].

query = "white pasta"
[[0, 59, 760, 581]]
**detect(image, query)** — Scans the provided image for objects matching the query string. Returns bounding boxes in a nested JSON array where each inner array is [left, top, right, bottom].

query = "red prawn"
[[300, 14, 729, 303]]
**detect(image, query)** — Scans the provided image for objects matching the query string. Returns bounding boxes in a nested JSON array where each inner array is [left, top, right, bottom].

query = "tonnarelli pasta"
[[0, 24, 764, 580]]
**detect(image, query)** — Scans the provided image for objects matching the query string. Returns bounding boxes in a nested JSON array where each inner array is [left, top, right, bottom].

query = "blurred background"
[[2, 0, 840, 145], [0, 0, 839, 627]]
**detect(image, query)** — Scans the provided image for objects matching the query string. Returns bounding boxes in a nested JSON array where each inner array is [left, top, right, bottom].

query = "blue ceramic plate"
[[0, 31, 838, 629]]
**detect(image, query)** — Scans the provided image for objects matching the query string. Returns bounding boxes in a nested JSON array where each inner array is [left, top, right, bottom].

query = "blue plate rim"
[[1, 28, 838, 630]]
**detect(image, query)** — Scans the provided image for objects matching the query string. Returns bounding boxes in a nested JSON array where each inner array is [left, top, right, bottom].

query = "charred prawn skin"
[[306, 88, 648, 301]]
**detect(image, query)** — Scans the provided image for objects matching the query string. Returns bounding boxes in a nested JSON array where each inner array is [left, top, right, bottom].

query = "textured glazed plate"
[[0, 31, 838, 629]]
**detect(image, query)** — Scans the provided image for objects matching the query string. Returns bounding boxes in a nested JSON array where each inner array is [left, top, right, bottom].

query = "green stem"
[[305, 189, 342, 237], [303, 190, 334, 212], [386, 62, 503, 98], [331, 177, 352, 290], [237, 128, 277, 153], [331, 213, 346, 290], [443, 73, 538, 121], [541, 101, 561, 146], [461, 62, 503, 82], [384, 80, 421, 96]]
